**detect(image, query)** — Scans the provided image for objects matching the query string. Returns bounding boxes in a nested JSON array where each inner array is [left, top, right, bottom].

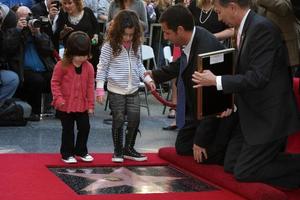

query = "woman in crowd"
[[53, 0, 100, 71], [188, 0, 233, 42], [107, 0, 148, 32]]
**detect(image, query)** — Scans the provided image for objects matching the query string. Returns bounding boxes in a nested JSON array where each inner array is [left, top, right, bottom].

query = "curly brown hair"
[[106, 10, 143, 57]]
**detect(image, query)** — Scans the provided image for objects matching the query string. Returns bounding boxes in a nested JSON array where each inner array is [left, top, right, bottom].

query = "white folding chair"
[[141, 44, 158, 70], [139, 45, 157, 116], [163, 46, 173, 65]]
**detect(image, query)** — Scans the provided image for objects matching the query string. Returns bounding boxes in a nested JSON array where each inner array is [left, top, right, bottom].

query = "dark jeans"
[[18, 70, 52, 114], [108, 91, 140, 142], [58, 110, 90, 159]]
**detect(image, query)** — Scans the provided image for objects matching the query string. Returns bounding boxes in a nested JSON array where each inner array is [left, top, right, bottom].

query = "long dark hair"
[[107, 10, 142, 57]]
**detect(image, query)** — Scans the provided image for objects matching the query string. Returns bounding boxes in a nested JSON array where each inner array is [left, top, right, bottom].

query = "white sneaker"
[[112, 156, 124, 163], [62, 156, 77, 164], [78, 154, 94, 162]]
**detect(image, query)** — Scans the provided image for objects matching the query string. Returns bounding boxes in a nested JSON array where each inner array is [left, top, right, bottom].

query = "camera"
[[26, 14, 41, 28], [51, 0, 60, 9], [26, 14, 49, 29]]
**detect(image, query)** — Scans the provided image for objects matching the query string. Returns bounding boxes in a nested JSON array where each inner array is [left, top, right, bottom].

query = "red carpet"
[[0, 153, 243, 200]]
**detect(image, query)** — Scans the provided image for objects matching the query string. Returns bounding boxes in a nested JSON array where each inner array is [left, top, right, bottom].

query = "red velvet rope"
[[150, 90, 176, 109]]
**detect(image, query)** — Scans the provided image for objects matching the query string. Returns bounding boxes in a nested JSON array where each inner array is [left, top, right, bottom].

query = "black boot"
[[124, 128, 147, 161], [112, 128, 124, 162]]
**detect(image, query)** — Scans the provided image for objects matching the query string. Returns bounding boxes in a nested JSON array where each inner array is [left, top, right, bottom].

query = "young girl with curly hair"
[[96, 10, 156, 162]]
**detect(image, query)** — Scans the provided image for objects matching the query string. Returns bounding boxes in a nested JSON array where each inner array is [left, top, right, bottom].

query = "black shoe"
[[27, 114, 40, 121], [123, 148, 147, 161], [112, 153, 124, 162], [112, 146, 123, 163], [162, 125, 177, 131]]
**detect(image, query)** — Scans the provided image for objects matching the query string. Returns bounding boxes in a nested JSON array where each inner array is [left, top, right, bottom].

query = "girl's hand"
[[88, 109, 94, 114], [147, 81, 156, 92], [144, 70, 153, 78], [96, 95, 105, 104], [96, 88, 105, 104], [59, 102, 65, 108]]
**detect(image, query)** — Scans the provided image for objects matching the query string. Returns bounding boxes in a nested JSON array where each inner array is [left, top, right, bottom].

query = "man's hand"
[[28, 23, 40, 35], [192, 70, 216, 88], [217, 108, 232, 118], [17, 17, 27, 29], [193, 144, 208, 163], [49, 3, 59, 21]]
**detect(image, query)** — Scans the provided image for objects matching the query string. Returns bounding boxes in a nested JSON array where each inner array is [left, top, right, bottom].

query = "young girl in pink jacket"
[[51, 31, 95, 164]]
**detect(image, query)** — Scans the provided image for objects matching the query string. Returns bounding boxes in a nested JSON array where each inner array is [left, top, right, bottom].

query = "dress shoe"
[[162, 125, 177, 131]]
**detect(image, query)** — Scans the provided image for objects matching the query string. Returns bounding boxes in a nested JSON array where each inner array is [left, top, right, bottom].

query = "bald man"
[[15, 6, 55, 121]]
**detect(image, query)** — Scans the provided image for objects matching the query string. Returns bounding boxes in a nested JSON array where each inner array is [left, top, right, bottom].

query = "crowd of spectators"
[[0, 0, 300, 124]]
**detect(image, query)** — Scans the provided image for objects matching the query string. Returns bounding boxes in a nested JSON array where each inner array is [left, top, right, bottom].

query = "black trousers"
[[224, 113, 300, 189], [19, 70, 52, 114], [175, 115, 236, 165], [58, 111, 90, 159]]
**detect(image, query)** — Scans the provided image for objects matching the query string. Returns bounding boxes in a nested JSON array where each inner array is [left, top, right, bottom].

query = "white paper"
[[210, 54, 224, 65]]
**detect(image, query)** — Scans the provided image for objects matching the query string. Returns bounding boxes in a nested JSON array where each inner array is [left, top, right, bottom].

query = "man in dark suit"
[[31, 0, 59, 45], [193, 0, 300, 188], [147, 5, 235, 165]]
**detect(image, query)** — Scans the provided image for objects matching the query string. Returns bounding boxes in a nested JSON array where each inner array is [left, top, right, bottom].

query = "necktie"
[[176, 52, 187, 129]]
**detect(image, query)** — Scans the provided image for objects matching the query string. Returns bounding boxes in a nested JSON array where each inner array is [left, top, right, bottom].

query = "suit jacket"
[[152, 26, 224, 146], [222, 11, 300, 145]]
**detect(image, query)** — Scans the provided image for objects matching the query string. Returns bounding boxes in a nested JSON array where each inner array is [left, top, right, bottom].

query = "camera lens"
[[28, 19, 41, 28]]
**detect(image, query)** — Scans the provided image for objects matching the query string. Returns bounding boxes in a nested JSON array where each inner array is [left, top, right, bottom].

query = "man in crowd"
[[31, 0, 59, 44], [193, 0, 300, 189], [15, 6, 55, 121]]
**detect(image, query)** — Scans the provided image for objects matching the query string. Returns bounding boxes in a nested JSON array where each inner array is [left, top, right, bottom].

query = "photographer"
[[15, 6, 56, 121], [0, 3, 20, 101], [31, 0, 59, 47]]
